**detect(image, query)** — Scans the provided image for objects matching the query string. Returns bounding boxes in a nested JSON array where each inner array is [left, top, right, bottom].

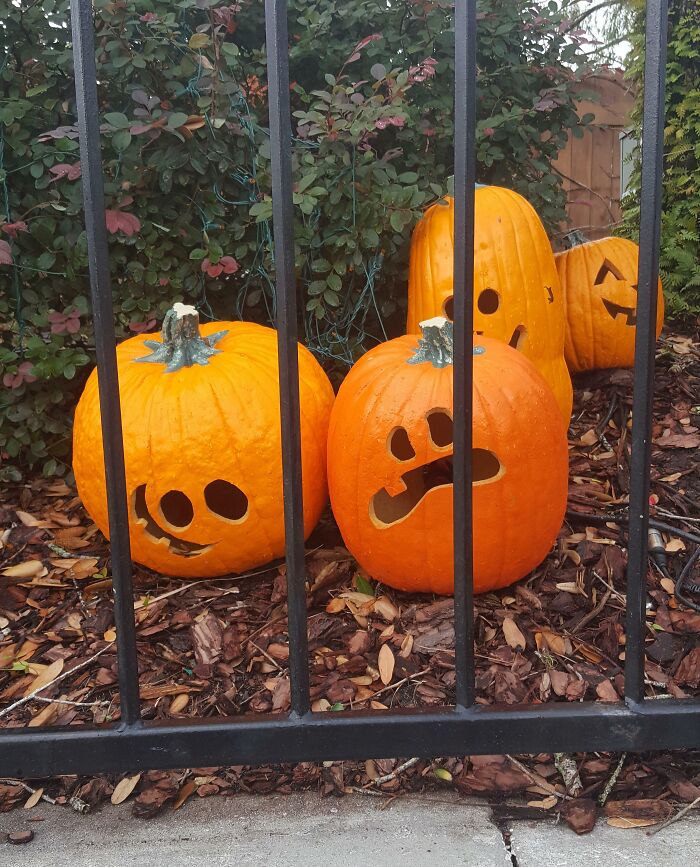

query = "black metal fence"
[[2, 0, 697, 781]]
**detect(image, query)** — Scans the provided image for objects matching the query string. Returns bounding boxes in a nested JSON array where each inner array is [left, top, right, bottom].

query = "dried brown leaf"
[[25, 658, 64, 696], [2, 560, 45, 579], [111, 773, 142, 805], [378, 643, 395, 685], [502, 617, 526, 651]]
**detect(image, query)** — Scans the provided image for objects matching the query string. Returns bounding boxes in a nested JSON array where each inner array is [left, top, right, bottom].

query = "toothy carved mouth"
[[370, 413, 503, 527], [602, 298, 637, 326], [132, 485, 213, 557]]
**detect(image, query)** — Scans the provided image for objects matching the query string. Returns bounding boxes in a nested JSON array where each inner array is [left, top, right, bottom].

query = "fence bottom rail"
[[1, 699, 698, 779]]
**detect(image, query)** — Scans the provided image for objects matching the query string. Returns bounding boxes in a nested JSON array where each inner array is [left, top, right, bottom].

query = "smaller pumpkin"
[[554, 235, 664, 372], [407, 185, 573, 423], [327, 316, 568, 596], [73, 303, 335, 578]]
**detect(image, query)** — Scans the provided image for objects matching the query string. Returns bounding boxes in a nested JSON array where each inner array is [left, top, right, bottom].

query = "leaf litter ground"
[[1, 331, 699, 833]]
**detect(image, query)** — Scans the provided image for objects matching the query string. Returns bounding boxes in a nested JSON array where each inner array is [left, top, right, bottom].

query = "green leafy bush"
[[0, 0, 591, 479], [622, 0, 700, 316]]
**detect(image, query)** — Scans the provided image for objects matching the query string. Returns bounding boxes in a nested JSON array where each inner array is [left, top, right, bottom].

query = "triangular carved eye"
[[594, 258, 625, 284]]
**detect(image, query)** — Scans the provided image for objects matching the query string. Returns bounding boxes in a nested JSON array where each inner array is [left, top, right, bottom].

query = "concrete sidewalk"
[[1, 792, 698, 866]]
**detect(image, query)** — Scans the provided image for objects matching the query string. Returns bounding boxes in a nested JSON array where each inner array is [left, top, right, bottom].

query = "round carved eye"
[[477, 288, 500, 315], [160, 490, 194, 528], [204, 479, 248, 522]]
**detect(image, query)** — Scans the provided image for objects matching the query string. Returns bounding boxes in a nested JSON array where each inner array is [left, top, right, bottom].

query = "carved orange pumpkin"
[[407, 185, 572, 423], [327, 317, 568, 595], [554, 236, 664, 372], [73, 304, 334, 578]]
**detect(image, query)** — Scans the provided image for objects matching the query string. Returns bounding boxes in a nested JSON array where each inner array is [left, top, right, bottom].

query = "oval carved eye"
[[160, 490, 194, 528], [388, 427, 416, 461], [204, 479, 248, 522], [477, 288, 500, 315]]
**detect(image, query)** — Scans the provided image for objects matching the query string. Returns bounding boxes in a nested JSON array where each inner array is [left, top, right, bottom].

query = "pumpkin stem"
[[134, 303, 228, 373], [561, 229, 589, 250], [408, 316, 454, 368]]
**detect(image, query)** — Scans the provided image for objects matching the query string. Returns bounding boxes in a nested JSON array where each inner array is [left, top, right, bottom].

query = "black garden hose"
[[565, 509, 700, 612]]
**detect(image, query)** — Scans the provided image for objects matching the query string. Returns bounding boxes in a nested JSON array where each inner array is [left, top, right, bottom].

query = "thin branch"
[[647, 795, 700, 836], [563, 0, 621, 33], [0, 642, 115, 721], [369, 757, 421, 786]]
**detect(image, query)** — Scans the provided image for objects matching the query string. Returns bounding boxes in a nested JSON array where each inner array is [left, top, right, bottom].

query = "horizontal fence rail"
[[2, 0, 697, 780]]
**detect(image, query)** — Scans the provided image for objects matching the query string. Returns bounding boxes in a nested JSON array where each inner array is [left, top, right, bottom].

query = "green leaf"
[[104, 112, 131, 129], [167, 112, 189, 129], [188, 33, 210, 50], [433, 768, 453, 782], [112, 129, 132, 151], [355, 574, 374, 596]]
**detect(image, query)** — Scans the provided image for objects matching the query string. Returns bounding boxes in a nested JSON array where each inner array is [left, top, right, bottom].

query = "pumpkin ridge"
[[204, 372, 276, 562]]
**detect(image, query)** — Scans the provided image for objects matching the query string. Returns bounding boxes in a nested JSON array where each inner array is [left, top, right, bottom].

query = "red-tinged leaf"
[[1, 221, 28, 237], [105, 209, 141, 236], [129, 318, 157, 333], [219, 255, 240, 274], [0, 240, 12, 265], [130, 124, 155, 136], [202, 258, 224, 278], [49, 162, 82, 181]]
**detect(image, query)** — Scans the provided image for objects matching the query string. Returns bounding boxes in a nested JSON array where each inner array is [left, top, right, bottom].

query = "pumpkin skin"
[[554, 236, 664, 372], [407, 185, 572, 423], [327, 317, 568, 596], [73, 304, 335, 578]]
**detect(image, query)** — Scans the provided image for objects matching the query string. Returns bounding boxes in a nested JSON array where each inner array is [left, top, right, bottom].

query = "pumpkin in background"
[[73, 303, 334, 578], [327, 316, 568, 596], [554, 235, 664, 372], [407, 185, 572, 423]]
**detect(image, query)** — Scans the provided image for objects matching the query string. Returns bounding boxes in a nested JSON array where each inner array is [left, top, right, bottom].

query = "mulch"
[[1, 330, 699, 833]]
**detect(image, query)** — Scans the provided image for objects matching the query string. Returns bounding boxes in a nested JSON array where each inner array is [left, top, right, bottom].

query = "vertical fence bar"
[[452, 0, 478, 709], [265, 0, 311, 716], [70, 0, 141, 724], [625, 0, 668, 704]]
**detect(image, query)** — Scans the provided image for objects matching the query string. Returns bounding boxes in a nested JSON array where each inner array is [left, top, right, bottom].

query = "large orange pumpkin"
[[327, 317, 568, 595], [73, 303, 334, 578], [554, 236, 664, 372], [407, 185, 572, 423]]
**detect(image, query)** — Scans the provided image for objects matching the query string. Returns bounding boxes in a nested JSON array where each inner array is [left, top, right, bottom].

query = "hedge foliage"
[[622, 0, 700, 316], [0, 0, 592, 480]]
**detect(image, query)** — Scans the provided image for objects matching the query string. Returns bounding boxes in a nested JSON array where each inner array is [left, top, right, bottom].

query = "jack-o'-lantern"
[[73, 303, 335, 578], [327, 317, 568, 595], [407, 185, 572, 423], [554, 235, 664, 372]]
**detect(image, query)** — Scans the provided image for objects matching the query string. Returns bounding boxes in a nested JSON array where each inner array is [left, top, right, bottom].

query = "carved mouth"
[[371, 449, 503, 527], [132, 485, 213, 557], [602, 298, 637, 326], [508, 325, 527, 350]]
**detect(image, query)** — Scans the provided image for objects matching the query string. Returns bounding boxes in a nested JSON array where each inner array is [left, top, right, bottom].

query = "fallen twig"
[[369, 757, 420, 786], [598, 752, 626, 806], [647, 794, 700, 836], [505, 755, 567, 800], [0, 641, 115, 720], [0, 779, 57, 806], [572, 589, 612, 634], [364, 668, 432, 702]]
